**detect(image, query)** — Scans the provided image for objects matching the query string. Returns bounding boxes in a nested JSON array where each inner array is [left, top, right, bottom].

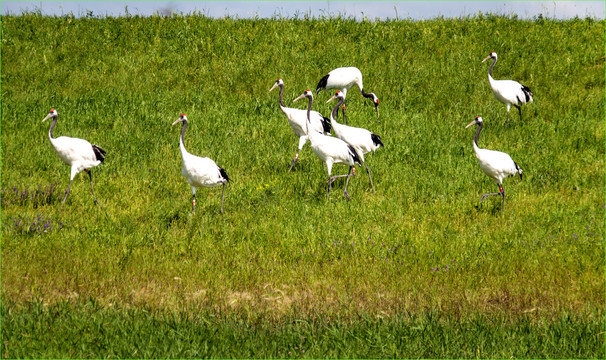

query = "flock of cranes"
[[41, 52, 532, 214]]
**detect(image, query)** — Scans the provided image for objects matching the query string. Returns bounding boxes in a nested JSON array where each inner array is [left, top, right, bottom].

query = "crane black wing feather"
[[347, 144, 362, 165], [521, 85, 533, 102], [370, 133, 383, 148], [321, 116, 332, 134], [218, 167, 230, 183], [92, 144, 106, 163], [316, 74, 329, 93]]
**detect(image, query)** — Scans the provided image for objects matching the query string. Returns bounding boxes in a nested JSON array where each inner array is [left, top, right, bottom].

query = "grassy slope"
[[1, 13, 604, 356]]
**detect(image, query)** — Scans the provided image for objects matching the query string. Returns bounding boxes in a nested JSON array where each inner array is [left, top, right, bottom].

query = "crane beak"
[[481, 55, 492, 63], [293, 94, 306, 102], [375, 103, 380, 119], [465, 120, 478, 128], [172, 119, 182, 126], [42, 113, 52, 122], [326, 94, 338, 103], [269, 83, 279, 92]]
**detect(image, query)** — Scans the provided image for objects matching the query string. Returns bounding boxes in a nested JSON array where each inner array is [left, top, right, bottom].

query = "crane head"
[[326, 90, 345, 104], [172, 113, 188, 126], [369, 93, 380, 119], [293, 90, 312, 103], [482, 51, 497, 63], [42, 108, 58, 122], [465, 116, 483, 129], [269, 78, 284, 92]]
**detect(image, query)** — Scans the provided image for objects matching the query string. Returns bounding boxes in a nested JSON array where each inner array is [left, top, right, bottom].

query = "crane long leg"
[[343, 166, 354, 199], [190, 186, 197, 214], [62, 179, 73, 204], [328, 167, 356, 199], [85, 169, 99, 205], [220, 182, 226, 214], [515, 104, 522, 121], [362, 159, 375, 194], [480, 187, 505, 212], [288, 149, 300, 172]]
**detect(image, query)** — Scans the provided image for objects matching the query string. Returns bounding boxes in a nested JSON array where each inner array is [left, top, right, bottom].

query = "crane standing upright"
[[466, 116, 523, 211], [42, 108, 106, 205], [173, 114, 229, 214], [482, 52, 533, 125], [270, 78, 331, 172], [294, 90, 361, 199]]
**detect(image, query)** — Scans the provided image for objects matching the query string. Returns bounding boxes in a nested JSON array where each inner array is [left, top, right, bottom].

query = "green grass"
[[1, 12, 605, 357], [2, 300, 604, 358]]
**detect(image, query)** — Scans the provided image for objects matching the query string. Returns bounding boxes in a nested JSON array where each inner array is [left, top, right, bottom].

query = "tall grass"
[[1, 12, 604, 356]]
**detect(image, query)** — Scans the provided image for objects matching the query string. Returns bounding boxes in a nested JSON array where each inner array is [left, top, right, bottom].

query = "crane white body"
[[173, 114, 229, 214], [482, 52, 533, 125], [326, 91, 383, 193], [270, 79, 331, 171], [42, 109, 106, 204], [294, 90, 361, 199], [315, 67, 379, 121], [466, 116, 522, 211]]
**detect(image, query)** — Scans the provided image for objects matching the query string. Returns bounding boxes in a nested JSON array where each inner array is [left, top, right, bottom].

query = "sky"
[[1, 1, 604, 20]]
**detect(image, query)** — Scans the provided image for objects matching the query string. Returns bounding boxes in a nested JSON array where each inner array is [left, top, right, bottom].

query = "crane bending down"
[[482, 52, 533, 125], [270, 78, 331, 171], [294, 90, 361, 199], [466, 116, 523, 211], [173, 114, 229, 214], [326, 91, 383, 194], [42, 109, 106, 205], [315, 67, 379, 123]]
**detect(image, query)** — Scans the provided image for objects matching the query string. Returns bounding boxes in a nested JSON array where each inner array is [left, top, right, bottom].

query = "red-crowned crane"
[[326, 90, 383, 194], [42, 108, 106, 205], [466, 116, 523, 211], [482, 52, 533, 125], [315, 67, 379, 123], [293, 90, 361, 199], [269, 78, 331, 171], [172, 114, 229, 214]]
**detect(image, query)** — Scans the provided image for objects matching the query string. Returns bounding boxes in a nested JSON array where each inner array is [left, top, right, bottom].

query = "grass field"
[[1, 12, 605, 358]]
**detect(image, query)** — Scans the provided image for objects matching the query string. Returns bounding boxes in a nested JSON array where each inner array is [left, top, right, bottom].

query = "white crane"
[[172, 114, 229, 214], [326, 90, 383, 194], [466, 116, 523, 211], [293, 90, 361, 199], [482, 52, 533, 125], [269, 78, 331, 172], [315, 67, 379, 123], [42, 108, 106, 205]]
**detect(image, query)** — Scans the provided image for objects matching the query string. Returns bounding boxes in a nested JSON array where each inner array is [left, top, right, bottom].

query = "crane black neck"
[[331, 97, 345, 121], [488, 57, 496, 77], [278, 83, 285, 107], [305, 96, 313, 134], [473, 121, 483, 147], [361, 88, 373, 99], [179, 119, 188, 144], [48, 115, 58, 139]]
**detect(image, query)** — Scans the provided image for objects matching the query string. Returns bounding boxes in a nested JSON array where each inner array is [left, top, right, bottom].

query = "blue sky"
[[1, 1, 604, 20]]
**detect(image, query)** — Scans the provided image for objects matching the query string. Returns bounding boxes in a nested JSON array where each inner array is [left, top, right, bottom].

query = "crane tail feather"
[[219, 167, 230, 183], [315, 75, 329, 93], [92, 144, 106, 163], [321, 116, 332, 134], [370, 133, 384, 148], [347, 145, 362, 166], [521, 85, 533, 103]]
